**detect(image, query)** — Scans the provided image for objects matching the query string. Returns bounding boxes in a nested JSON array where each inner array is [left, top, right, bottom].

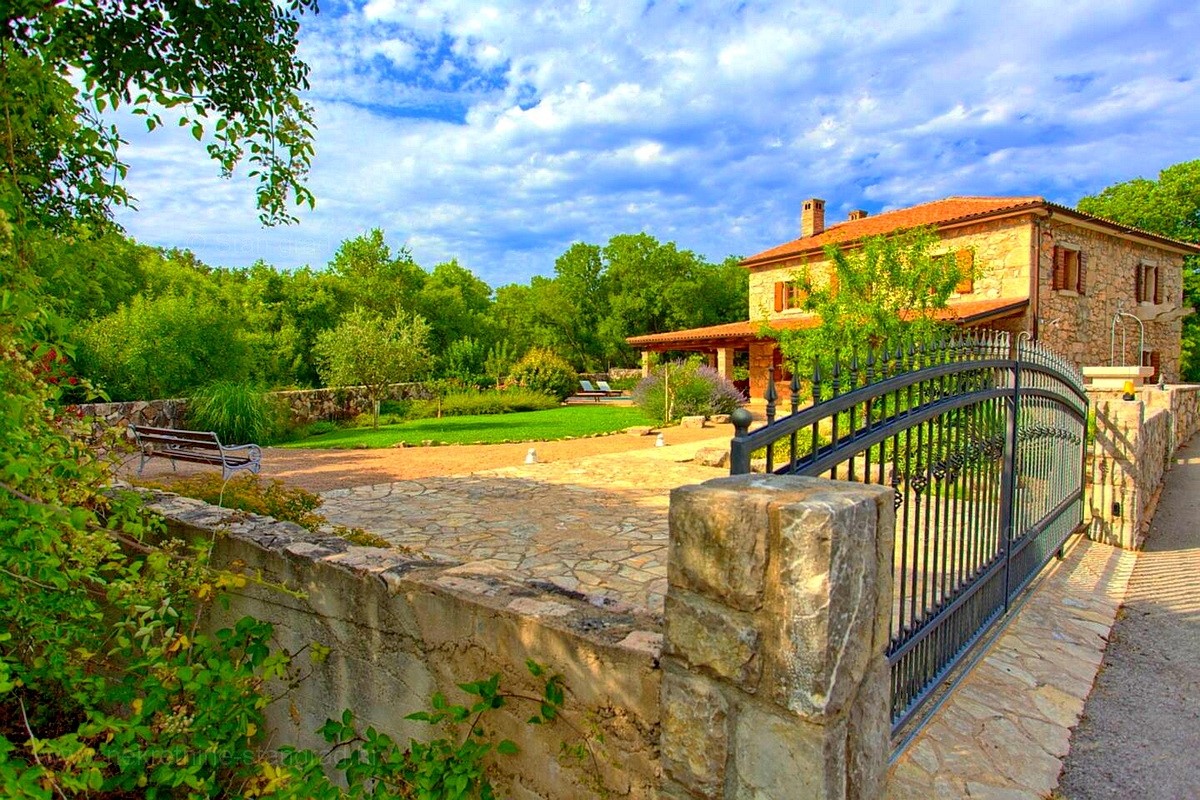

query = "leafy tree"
[[76, 293, 252, 400], [328, 228, 426, 316], [485, 340, 517, 387], [1078, 160, 1200, 380], [316, 308, 433, 428], [416, 258, 495, 352], [441, 335, 487, 384], [772, 226, 968, 389], [2, 0, 317, 229]]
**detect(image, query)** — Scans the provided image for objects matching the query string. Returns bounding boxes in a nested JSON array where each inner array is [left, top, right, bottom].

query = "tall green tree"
[[1078, 160, 1200, 380]]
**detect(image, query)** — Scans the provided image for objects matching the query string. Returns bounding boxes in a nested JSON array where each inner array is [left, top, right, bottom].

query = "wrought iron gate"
[[729, 332, 1088, 740]]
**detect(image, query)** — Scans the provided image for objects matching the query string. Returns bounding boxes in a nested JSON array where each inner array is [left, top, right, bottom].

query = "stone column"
[[716, 348, 735, 381], [1089, 398, 1145, 550], [642, 350, 652, 378], [661, 475, 894, 800]]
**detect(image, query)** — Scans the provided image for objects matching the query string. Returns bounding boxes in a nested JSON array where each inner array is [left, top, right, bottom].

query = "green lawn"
[[281, 405, 654, 449]]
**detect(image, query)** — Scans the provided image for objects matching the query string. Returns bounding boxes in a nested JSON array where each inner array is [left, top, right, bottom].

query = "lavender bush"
[[633, 360, 745, 425]]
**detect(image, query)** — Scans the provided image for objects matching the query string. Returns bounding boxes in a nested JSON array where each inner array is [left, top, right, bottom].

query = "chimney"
[[801, 198, 826, 237], [848, 209, 869, 221]]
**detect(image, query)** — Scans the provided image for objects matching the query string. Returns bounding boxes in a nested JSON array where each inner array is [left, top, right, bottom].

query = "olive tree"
[[316, 308, 433, 428]]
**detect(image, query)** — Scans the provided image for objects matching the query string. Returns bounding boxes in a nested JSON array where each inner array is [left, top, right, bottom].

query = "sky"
[[111, 0, 1200, 287]]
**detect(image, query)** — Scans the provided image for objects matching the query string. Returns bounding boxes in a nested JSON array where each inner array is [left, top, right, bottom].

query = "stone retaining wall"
[[1087, 385, 1200, 549], [143, 491, 662, 799], [71, 383, 428, 435]]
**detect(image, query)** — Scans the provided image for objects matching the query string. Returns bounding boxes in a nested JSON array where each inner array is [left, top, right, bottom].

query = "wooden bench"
[[130, 425, 262, 481]]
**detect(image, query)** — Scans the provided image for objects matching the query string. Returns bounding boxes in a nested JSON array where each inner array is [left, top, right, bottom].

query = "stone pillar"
[[1089, 398, 1146, 550], [747, 342, 776, 403], [661, 475, 894, 800], [716, 348, 735, 381], [642, 350, 652, 378]]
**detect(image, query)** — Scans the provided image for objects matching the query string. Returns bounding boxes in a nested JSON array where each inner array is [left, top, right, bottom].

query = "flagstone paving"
[[318, 441, 729, 615], [887, 537, 1136, 798]]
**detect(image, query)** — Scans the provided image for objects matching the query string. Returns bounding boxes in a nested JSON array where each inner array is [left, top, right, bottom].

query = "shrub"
[[405, 387, 560, 420], [188, 380, 276, 444], [507, 347, 577, 401], [633, 360, 745, 425]]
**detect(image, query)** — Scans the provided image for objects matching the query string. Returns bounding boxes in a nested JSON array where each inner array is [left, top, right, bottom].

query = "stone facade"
[[748, 216, 1035, 325], [737, 210, 1191, 401], [661, 475, 895, 799], [1036, 217, 1187, 382], [142, 490, 662, 800], [1087, 385, 1200, 550]]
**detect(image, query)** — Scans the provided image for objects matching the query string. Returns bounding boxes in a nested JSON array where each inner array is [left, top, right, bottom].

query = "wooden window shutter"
[[1076, 251, 1087, 294], [955, 249, 974, 293], [1154, 267, 1162, 304], [1051, 246, 1065, 290], [1135, 264, 1144, 302], [774, 282, 784, 312], [1152, 351, 1161, 382]]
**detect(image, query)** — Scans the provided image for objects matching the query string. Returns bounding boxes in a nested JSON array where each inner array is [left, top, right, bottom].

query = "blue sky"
[[112, 0, 1200, 287]]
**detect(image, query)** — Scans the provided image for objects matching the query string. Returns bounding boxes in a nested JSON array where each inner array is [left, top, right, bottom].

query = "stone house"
[[628, 196, 1199, 402]]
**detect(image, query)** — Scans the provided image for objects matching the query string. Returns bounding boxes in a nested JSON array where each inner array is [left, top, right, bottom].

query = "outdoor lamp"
[[1122, 380, 1136, 401]]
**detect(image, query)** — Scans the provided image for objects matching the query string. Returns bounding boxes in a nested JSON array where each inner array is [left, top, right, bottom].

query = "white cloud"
[[112, 0, 1200, 288]]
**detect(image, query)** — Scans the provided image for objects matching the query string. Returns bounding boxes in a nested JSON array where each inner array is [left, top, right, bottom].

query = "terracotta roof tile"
[[626, 297, 1029, 348], [742, 196, 1044, 267]]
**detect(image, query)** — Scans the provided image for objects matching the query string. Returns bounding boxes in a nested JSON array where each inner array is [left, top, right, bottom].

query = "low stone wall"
[[1087, 384, 1200, 549], [72, 383, 428, 435], [143, 491, 662, 799]]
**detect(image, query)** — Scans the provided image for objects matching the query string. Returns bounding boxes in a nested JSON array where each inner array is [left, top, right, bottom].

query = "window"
[[773, 281, 808, 312], [1051, 246, 1086, 294], [773, 277, 811, 312], [1136, 263, 1161, 304]]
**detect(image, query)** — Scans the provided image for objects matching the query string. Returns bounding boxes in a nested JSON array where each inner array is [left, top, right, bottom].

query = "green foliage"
[[441, 336, 489, 385], [283, 406, 652, 449], [188, 380, 276, 444], [772, 225, 963, 391], [75, 292, 252, 400], [275, 661, 586, 799], [407, 388, 560, 420], [3, 0, 316, 229], [507, 347, 577, 401], [1078, 160, 1200, 381], [484, 341, 517, 388], [633, 360, 744, 425], [316, 308, 433, 428]]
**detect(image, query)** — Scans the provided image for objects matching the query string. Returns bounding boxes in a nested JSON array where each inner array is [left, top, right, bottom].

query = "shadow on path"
[[1058, 435, 1200, 799]]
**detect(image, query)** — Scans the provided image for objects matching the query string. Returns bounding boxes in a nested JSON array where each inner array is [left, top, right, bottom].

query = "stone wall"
[[1037, 218, 1188, 382], [72, 383, 428, 436], [143, 491, 662, 799], [1087, 385, 1200, 550], [661, 475, 894, 799]]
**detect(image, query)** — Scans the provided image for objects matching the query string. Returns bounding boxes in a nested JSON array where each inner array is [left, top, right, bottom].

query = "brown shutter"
[[1076, 251, 1087, 295], [1154, 267, 1162, 304], [1052, 246, 1065, 290], [774, 282, 784, 312], [1152, 351, 1161, 382], [1135, 264, 1144, 302]]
